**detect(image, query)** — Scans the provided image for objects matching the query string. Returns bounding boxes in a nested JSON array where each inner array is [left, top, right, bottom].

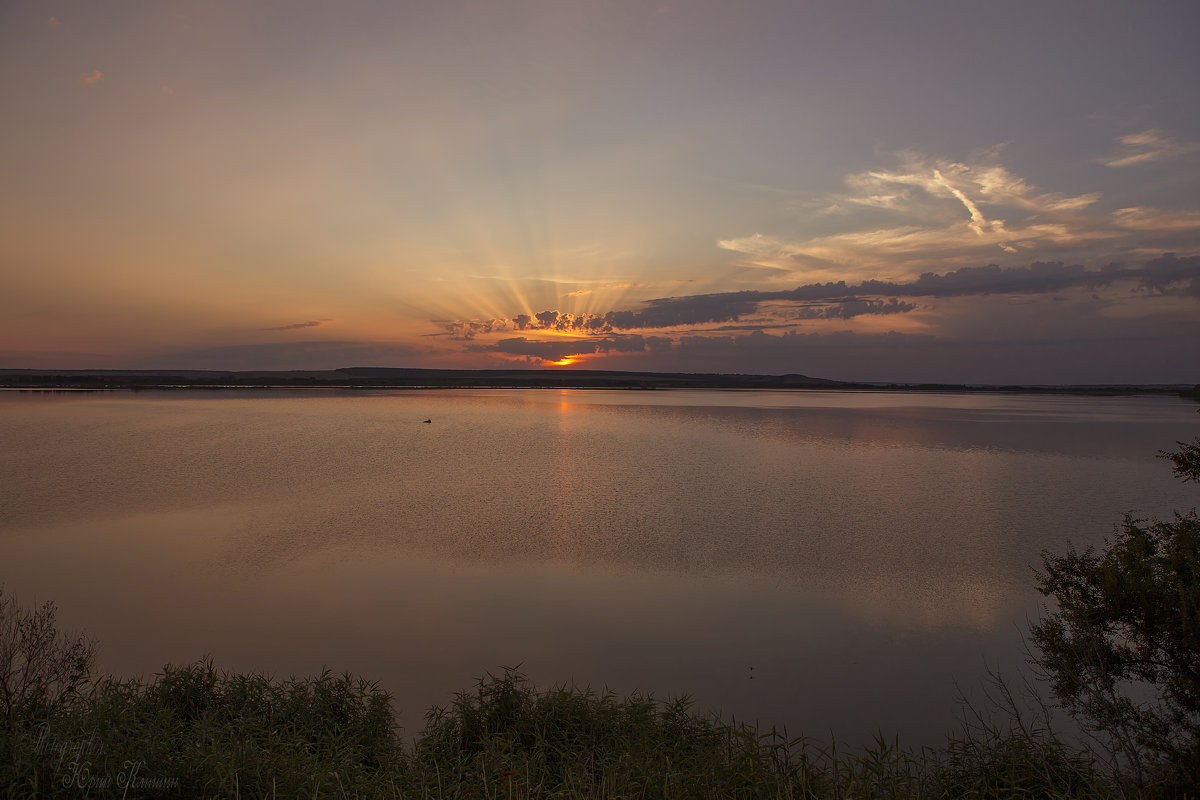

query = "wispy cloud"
[[465, 334, 672, 362], [1101, 129, 1200, 168], [80, 69, 103, 85], [564, 282, 641, 298], [931, 168, 1007, 245], [720, 150, 1195, 280], [260, 318, 332, 332], [1111, 207, 1200, 231]]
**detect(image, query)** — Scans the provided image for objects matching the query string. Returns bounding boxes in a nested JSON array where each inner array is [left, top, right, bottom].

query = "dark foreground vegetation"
[[2, 440, 1197, 799]]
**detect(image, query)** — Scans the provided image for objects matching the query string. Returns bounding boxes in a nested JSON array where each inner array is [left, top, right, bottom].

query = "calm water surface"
[[1, 389, 1196, 743]]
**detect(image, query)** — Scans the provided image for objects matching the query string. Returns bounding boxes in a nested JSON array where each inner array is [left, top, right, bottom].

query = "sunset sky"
[[2, 0, 1198, 383]]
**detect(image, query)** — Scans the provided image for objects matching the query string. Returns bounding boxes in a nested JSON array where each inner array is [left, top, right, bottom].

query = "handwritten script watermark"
[[61, 759, 179, 792], [31, 725, 178, 791], [33, 725, 104, 767]]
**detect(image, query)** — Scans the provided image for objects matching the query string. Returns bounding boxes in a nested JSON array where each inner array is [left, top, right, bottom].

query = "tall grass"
[[3, 660, 400, 798], [3, 663, 1125, 799]]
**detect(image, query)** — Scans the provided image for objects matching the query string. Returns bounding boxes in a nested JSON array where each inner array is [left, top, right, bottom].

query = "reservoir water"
[[1, 388, 1196, 744]]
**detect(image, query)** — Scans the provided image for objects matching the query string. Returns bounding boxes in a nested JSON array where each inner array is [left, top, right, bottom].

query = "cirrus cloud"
[[260, 318, 332, 332], [1101, 129, 1200, 168], [720, 150, 1197, 281]]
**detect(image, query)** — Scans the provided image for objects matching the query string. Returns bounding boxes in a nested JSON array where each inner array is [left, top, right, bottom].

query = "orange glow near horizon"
[[2, 2, 1196, 382]]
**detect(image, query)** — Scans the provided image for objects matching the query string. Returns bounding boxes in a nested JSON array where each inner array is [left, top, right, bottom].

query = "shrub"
[[0, 586, 96, 725], [1031, 438, 1200, 793]]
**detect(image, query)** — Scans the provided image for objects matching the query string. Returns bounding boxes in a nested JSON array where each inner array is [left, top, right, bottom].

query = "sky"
[[1, 0, 1198, 383]]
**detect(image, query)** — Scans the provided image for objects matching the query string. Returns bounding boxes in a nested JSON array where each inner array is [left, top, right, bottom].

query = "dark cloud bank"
[[453, 255, 1200, 382], [137, 257, 1198, 382], [444, 255, 1200, 339]]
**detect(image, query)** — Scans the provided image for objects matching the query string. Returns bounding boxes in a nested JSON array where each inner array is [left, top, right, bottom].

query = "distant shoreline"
[[1, 367, 1196, 397]]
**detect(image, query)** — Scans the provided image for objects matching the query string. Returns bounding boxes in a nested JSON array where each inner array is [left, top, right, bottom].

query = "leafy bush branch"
[[1032, 438, 1200, 793]]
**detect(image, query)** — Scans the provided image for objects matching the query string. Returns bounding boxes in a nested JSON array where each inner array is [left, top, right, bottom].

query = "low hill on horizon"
[[0, 367, 1195, 396]]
